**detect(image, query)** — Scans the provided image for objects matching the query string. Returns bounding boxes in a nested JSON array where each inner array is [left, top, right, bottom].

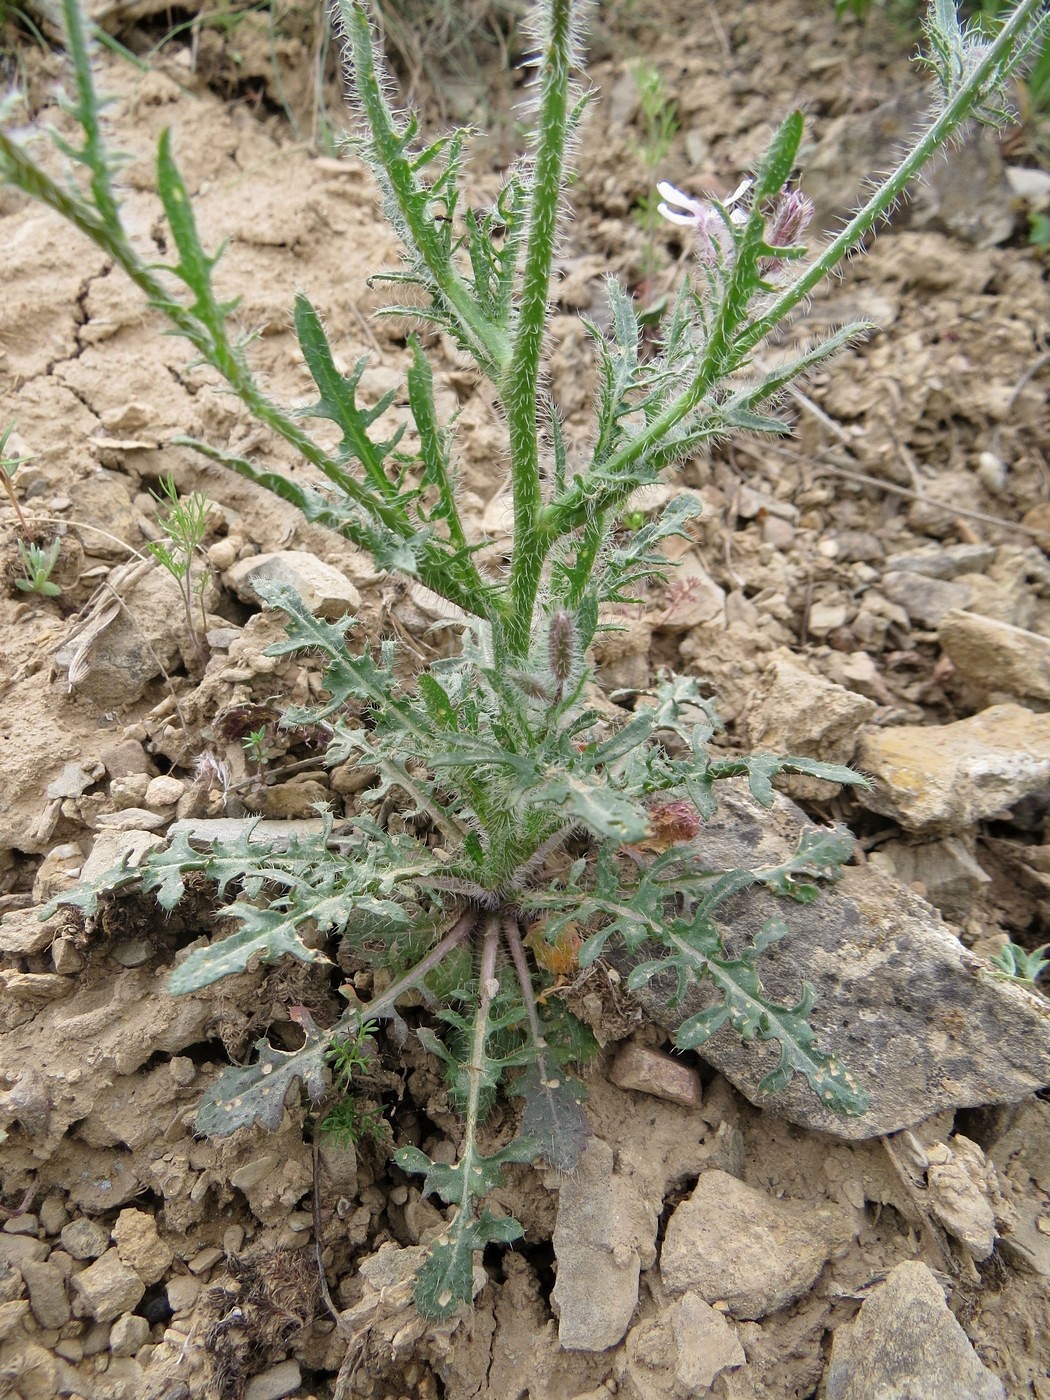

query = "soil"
[[1, 1, 1049, 1398]]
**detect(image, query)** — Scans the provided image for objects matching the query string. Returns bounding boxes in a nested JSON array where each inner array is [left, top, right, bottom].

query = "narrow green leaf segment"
[[12, 0, 1043, 1322]]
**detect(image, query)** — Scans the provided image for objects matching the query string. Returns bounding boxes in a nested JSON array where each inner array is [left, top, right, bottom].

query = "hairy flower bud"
[[762, 189, 814, 274], [548, 610, 575, 685], [643, 799, 702, 851]]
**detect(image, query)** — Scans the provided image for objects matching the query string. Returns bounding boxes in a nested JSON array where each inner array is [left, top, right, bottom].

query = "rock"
[[883, 543, 996, 579], [988, 1100, 1050, 1277], [808, 600, 850, 636], [21, 1261, 71, 1329], [53, 567, 189, 708], [70, 1247, 145, 1322], [109, 1309, 150, 1356], [652, 554, 726, 631], [880, 571, 975, 628], [46, 760, 105, 800], [38, 1196, 67, 1237], [144, 776, 185, 808], [871, 837, 991, 921], [95, 807, 168, 831], [612, 785, 1050, 1138], [167, 817, 329, 848], [165, 1274, 201, 1314], [187, 1245, 223, 1275], [0, 1234, 47, 1268], [2, 1213, 37, 1235], [925, 1136, 998, 1261], [226, 551, 361, 620], [110, 939, 153, 967], [938, 610, 1050, 702], [79, 828, 165, 884], [99, 739, 151, 779], [0, 909, 62, 956], [113, 1209, 173, 1286], [660, 1170, 846, 1319], [0, 1342, 56, 1400], [856, 705, 1050, 835], [551, 1136, 657, 1350], [825, 1261, 1005, 1399], [30, 844, 84, 904], [68, 471, 141, 560], [625, 1291, 746, 1400], [230, 1154, 280, 1191], [608, 1044, 702, 1109], [742, 649, 875, 787], [244, 1360, 302, 1400]]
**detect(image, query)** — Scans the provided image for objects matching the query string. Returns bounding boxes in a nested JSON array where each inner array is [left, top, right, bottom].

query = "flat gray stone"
[[826, 1261, 1005, 1399], [226, 551, 360, 621], [880, 571, 975, 629], [22, 1260, 71, 1330], [244, 1360, 302, 1400], [884, 544, 996, 579], [613, 786, 1050, 1139], [551, 1136, 657, 1351], [660, 1170, 846, 1319]]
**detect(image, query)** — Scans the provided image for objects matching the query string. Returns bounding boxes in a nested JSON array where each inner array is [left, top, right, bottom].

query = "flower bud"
[[644, 800, 701, 851], [548, 610, 575, 685]]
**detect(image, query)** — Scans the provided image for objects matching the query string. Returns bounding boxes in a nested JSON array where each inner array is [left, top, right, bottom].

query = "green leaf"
[[195, 1011, 328, 1135], [412, 1207, 523, 1319], [534, 771, 649, 844], [511, 1061, 589, 1173]]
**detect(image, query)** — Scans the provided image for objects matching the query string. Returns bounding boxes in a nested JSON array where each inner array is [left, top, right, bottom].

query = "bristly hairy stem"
[[738, 0, 1047, 352], [542, 0, 1048, 552], [335, 0, 510, 381], [501, 0, 575, 660]]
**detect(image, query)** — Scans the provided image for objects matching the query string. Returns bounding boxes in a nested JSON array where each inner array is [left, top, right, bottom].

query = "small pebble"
[[38, 1196, 68, 1237], [52, 937, 85, 975], [61, 1218, 111, 1261], [111, 941, 152, 968], [2, 1213, 39, 1236], [144, 776, 185, 808], [165, 1274, 201, 1314], [169, 1057, 196, 1087], [187, 1246, 224, 1276]]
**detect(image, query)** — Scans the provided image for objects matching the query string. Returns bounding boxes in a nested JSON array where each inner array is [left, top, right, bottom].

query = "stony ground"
[[1, 1, 1049, 1397]]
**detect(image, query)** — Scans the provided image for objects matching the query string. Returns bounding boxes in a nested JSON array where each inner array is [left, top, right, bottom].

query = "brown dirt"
[[1, 1, 1049, 1397]]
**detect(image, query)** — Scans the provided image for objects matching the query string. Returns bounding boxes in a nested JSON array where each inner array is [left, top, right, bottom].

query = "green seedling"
[[628, 59, 679, 295], [17, 0, 1047, 1321], [320, 1020, 385, 1145], [146, 473, 212, 668], [988, 941, 1050, 984], [15, 538, 62, 597]]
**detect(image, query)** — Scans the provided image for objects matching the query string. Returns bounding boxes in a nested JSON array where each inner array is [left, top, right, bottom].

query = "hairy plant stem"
[[537, 0, 1047, 587], [500, 0, 574, 661]]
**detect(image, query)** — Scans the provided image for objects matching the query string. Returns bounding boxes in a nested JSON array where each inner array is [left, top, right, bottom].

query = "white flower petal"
[[726, 177, 753, 207], [656, 180, 693, 209], [658, 203, 699, 227]]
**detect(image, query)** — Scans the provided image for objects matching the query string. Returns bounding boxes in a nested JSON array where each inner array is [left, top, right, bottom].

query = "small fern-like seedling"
[[20, 0, 1048, 1319]]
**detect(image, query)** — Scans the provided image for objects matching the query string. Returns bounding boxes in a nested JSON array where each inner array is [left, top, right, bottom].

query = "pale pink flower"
[[657, 178, 752, 264]]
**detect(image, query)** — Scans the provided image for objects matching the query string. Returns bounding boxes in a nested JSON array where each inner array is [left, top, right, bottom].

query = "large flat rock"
[[613, 786, 1050, 1139]]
